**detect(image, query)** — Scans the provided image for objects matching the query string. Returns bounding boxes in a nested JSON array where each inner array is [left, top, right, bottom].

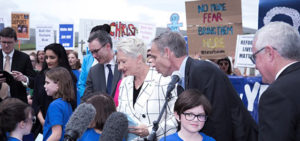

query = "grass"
[[16, 43, 35, 51], [14, 43, 79, 51]]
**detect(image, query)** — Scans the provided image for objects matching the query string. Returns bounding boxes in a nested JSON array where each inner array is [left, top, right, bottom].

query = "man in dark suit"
[[150, 31, 257, 141], [0, 27, 36, 103], [84, 30, 121, 97], [252, 22, 300, 141]]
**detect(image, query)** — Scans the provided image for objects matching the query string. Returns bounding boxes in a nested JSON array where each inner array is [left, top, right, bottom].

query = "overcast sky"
[[0, 0, 259, 31]]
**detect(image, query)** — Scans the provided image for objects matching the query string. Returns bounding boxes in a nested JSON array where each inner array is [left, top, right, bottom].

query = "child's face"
[[176, 105, 206, 133], [44, 76, 58, 96], [23, 113, 34, 135]]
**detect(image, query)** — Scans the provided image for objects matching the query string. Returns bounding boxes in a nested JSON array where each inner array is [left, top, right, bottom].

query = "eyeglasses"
[[249, 47, 266, 64], [1, 41, 14, 45], [250, 47, 277, 64], [90, 43, 107, 54], [182, 112, 207, 122]]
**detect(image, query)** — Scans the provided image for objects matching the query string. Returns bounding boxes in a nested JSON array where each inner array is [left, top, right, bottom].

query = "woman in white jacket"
[[116, 36, 178, 141]]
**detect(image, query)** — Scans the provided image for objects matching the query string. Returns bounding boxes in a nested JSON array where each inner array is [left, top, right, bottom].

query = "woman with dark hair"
[[78, 93, 116, 141], [31, 43, 78, 138], [217, 57, 232, 75], [35, 51, 45, 72], [0, 98, 35, 141], [160, 89, 215, 141]]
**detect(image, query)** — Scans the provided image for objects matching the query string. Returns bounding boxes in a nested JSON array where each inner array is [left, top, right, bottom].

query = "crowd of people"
[[0, 21, 299, 141]]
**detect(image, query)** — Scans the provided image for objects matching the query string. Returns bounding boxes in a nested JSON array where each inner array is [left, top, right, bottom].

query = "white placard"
[[35, 25, 54, 51], [234, 34, 255, 68], [79, 19, 156, 51]]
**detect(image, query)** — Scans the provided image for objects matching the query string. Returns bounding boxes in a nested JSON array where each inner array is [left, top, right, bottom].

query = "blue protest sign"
[[59, 24, 74, 48], [167, 13, 183, 32], [229, 76, 269, 122], [258, 0, 300, 33], [0, 23, 4, 31]]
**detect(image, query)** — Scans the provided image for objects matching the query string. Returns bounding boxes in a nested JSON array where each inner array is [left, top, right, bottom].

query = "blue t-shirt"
[[159, 132, 215, 141], [8, 137, 21, 141], [77, 128, 101, 141], [43, 98, 73, 141]]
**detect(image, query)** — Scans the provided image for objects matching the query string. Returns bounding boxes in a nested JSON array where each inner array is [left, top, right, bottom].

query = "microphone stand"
[[147, 85, 175, 141]]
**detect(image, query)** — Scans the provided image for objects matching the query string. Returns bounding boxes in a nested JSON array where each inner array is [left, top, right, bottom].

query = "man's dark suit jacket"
[[259, 62, 300, 141], [0, 50, 36, 103], [184, 57, 257, 141], [84, 63, 121, 97]]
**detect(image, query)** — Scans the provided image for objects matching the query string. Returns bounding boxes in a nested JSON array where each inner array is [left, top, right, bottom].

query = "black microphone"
[[64, 103, 96, 141], [100, 112, 128, 141], [166, 71, 181, 95]]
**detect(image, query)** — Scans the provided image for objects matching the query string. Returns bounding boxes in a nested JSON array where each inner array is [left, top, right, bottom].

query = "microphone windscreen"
[[171, 71, 182, 78], [100, 112, 128, 141], [64, 103, 96, 139]]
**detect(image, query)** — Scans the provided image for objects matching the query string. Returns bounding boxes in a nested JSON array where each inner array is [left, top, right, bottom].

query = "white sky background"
[[0, 0, 259, 31]]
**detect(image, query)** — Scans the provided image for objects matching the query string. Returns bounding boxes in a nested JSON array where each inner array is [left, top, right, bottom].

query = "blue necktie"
[[106, 64, 113, 95]]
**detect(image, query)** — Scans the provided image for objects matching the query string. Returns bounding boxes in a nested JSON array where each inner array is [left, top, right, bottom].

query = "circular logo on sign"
[[263, 6, 300, 31]]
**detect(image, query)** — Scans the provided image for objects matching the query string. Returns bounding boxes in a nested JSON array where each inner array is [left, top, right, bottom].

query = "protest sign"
[[234, 34, 255, 68], [259, 0, 300, 33], [185, 0, 243, 59], [167, 13, 183, 32], [0, 18, 4, 49], [229, 76, 268, 122], [35, 25, 54, 51], [59, 24, 74, 49], [0, 18, 4, 31], [11, 12, 30, 40], [79, 19, 156, 51]]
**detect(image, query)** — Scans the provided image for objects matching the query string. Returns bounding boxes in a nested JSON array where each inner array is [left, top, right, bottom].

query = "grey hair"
[[254, 21, 300, 61], [152, 31, 187, 57], [88, 30, 112, 48], [116, 36, 147, 62]]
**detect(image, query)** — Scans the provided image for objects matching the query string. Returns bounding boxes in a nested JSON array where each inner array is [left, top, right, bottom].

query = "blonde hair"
[[116, 36, 147, 62]]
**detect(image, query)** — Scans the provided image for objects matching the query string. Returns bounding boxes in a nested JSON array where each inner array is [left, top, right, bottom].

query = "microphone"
[[64, 103, 96, 141], [166, 71, 181, 95], [100, 112, 128, 141]]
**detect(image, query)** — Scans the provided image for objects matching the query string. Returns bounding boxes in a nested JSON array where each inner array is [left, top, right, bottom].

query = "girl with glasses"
[[160, 89, 215, 141], [0, 98, 35, 141]]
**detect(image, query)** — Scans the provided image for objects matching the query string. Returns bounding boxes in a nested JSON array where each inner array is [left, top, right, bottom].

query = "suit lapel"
[[124, 76, 138, 118], [184, 57, 193, 88], [99, 64, 107, 90], [134, 69, 155, 117], [11, 50, 18, 71], [111, 64, 121, 96], [0, 51, 3, 70]]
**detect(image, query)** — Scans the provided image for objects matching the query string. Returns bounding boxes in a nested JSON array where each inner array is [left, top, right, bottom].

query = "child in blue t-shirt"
[[43, 67, 75, 141], [78, 93, 117, 141], [160, 89, 215, 141], [0, 98, 35, 141]]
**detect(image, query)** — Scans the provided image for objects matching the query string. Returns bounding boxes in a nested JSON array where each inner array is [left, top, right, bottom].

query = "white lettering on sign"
[[60, 28, 67, 31], [242, 82, 268, 111], [63, 43, 70, 46]]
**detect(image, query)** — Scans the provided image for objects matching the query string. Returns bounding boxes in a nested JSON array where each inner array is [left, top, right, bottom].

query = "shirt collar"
[[2, 49, 14, 58], [104, 56, 116, 66], [275, 61, 298, 80], [178, 56, 188, 80]]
